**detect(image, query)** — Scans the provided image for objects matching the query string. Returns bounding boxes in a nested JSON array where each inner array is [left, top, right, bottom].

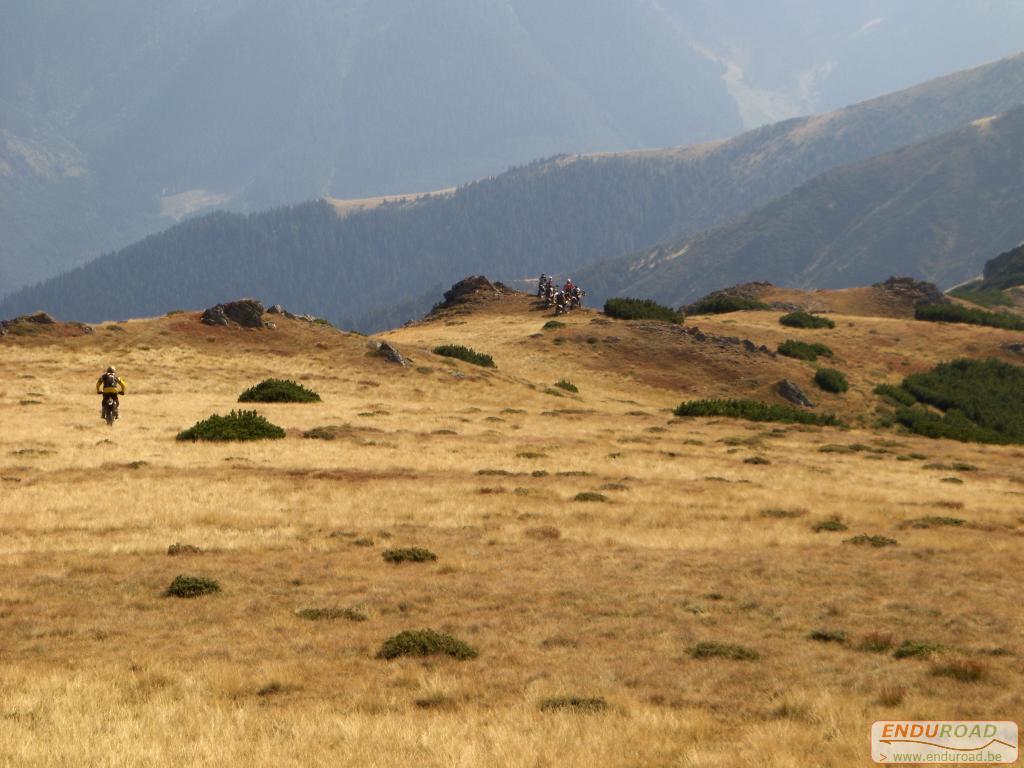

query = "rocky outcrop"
[[874, 277, 949, 307], [1, 311, 62, 336], [266, 304, 328, 324], [430, 276, 510, 314], [368, 340, 411, 366], [777, 379, 815, 408], [681, 325, 774, 356], [201, 299, 268, 327]]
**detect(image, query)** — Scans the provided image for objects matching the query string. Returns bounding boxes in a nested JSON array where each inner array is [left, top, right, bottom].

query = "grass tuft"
[[295, 607, 368, 622], [778, 340, 834, 361], [574, 492, 608, 503], [538, 696, 609, 713], [688, 642, 760, 661], [382, 547, 437, 564], [844, 534, 899, 548], [554, 380, 579, 393]]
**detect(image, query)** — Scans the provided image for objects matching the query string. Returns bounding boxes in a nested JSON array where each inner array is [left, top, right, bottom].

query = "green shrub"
[[554, 380, 579, 393], [295, 607, 367, 622], [779, 311, 835, 329], [893, 641, 940, 660], [845, 534, 899, 548], [809, 629, 847, 644], [893, 359, 1024, 444], [744, 456, 770, 465], [688, 642, 760, 661], [538, 696, 609, 713], [674, 399, 840, 426], [603, 297, 683, 324], [176, 410, 285, 442], [898, 516, 965, 530], [812, 519, 848, 533], [238, 378, 321, 403], [688, 295, 769, 315], [778, 340, 834, 362], [857, 632, 895, 653], [814, 368, 849, 394], [874, 383, 917, 406], [377, 629, 477, 660], [165, 575, 220, 598], [382, 547, 437, 564], [574, 492, 608, 502], [433, 344, 495, 367], [542, 320, 566, 330], [761, 508, 807, 519], [915, 303, 1024, 331], [930, 658, 986, 682]]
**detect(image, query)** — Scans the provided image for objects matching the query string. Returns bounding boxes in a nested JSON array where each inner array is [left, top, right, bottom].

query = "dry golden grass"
[[1, 297, 1022, 766]]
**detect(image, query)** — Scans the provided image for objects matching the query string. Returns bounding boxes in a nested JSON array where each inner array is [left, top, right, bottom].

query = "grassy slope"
[[2, 293, 1023, 766]]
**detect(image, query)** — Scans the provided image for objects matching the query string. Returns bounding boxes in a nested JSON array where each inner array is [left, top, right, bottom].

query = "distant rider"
[[538, 273, 548, 296], [96, 366, 126, 419], [563, 278, 575, 296]]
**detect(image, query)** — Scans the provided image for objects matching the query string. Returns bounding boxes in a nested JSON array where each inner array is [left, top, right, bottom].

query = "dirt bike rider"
[[554, 288, 567, 314], [538, 273, 548, 296], [563, 278, 576, 297], [96, 366, 126, 419]]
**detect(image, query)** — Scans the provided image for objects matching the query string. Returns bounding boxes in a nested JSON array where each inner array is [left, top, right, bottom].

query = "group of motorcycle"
[[537, 274, 586, 316]]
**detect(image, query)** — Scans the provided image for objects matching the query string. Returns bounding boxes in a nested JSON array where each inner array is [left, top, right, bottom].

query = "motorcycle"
[[102, 396, 119, 426]]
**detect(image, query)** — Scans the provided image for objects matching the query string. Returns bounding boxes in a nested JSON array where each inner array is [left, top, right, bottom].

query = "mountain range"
[[4, 52, 1024, 330], [4, 1, 1024, 296]]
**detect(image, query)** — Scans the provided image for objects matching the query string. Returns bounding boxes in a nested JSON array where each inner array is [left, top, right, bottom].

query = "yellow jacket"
[[97, 375, 126, 395]]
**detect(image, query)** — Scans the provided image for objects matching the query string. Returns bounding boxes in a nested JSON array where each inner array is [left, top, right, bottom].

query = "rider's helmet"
[[106, 366, 116, 374]]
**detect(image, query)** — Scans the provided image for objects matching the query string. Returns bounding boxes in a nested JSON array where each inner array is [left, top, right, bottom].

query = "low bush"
[[893, 358, 1024, 444], [295, 607, 367, 622], [165, 575, 220, 598], [382, 547, 437, 564], [814, 368, 849, 394], [542, 320, 566, 330], [845, 534, 898, 548], [778, 340, 834, 362], [779, 311, 835, 329], [377, 629, 477, 660], [857, 632, 895, 653], [930, 658, 987, 682], [603, 297, 683, 324], [574, 492, 608, 502], [915, 303, 1024, 331], [176, 410, 285, 442], [761, 508, 807, 519], [744, 456, 770, 465], [809, 629, 847, 644], [812, 518, 848, 533], [538, 696, 609, 713], [675, 399, 840, 426], [898, 516, 965, 530], [238, 378, 321, 403], [433, 344, 495, 368], [554, 380, 579, 393], [688, 642, 760, 661], [687, 295, 769, 315], [893, 641, 940, 660], [167, 542, 202, 556], [874, 383, 917, 406]]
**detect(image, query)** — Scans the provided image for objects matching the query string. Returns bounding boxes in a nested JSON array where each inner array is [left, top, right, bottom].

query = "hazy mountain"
[[4, 1, 1024, 297], [5, 53, 1024, 330], [979, 244, 1024, 291], [579, 107, 1024, 308]]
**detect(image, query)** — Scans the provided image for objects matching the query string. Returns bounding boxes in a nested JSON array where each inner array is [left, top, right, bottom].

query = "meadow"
[[1, 293, 1022, 767]]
